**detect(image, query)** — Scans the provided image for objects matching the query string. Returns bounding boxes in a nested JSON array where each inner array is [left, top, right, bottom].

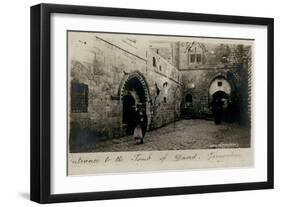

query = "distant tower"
[[149, 40, 180, 68]]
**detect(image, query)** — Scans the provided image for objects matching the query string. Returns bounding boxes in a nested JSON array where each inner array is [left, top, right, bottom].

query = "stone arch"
[[207, 71, 241, 123], [209, 77, 231, 96], [207, 71, 236, 104], [119, 71, 150, 102], [207, 71, 236, 93], [118, 71, 151, 132]]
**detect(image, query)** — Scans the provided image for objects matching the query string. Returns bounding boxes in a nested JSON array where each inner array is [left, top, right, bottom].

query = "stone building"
[[178, 41, 251, 122], [68, 32, 252, 152], [69, 32, 182, 151]]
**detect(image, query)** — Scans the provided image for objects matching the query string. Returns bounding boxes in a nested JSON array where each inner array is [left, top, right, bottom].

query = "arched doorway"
[[122, 94, 135, 124], [120, 72, 150, 135], [213, 90, 228, 99], [185, 94, 193, 107], [209, 76, 233, 123], [212, 91, 229, 109], [211, 91, 230, 123], [209, 77, 231, 98]]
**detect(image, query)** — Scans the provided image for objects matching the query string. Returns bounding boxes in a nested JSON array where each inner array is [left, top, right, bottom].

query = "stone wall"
[[68, 32, 182, 152], [180, 67, 232, 118], [147, 50, 182, 128], [68, 33, 251, 152]]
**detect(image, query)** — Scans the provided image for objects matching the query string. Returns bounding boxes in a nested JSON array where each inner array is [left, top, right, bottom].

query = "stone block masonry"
[[69, 32, 182, 152], [68, 32, 252, 153]]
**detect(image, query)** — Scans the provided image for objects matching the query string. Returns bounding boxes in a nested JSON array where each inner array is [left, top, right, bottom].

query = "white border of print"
[[51, 13, 267, 194]]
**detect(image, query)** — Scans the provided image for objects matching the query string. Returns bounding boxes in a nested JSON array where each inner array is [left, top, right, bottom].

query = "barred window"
[[71, 82, 88, 113]]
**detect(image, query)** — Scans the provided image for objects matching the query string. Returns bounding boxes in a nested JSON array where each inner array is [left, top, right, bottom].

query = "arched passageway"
[[209, 76, 234, 124], [122, 94, 136, 125], [209, 77, 231, 101], [211, 91, 229, 124], [120, 72, 150, 135]]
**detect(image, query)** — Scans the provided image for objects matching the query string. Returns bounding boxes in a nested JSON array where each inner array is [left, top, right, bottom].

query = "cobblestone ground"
[[94, 119, 251, 152]]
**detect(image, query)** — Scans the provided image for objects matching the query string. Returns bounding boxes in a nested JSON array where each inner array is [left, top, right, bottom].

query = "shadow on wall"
[[69, 124, 97, 153]]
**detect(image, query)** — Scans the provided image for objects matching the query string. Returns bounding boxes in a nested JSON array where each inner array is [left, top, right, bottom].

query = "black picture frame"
[[30, 3, 274, 204]]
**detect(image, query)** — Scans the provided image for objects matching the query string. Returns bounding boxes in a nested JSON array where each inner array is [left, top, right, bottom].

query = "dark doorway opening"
[[211, 91, 229, 124], [122, 95, 135, 124], [122, 77, 147, 135], [212, 91, 229, 102], [185, 93, 193, 107]]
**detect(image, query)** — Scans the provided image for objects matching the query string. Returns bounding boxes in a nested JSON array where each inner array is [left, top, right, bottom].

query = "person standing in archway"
[[211, 98, 224, 125], [133, 103, 147, 144], [133, 104, 143, 144], [139, 104, 148, 144]]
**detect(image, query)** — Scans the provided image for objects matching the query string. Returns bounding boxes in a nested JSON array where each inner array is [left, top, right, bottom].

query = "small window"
[[153, 57, 156, 67], [190, 54, 195, 63], [71, 82, 88, 113], [196, 54, 202, 63], [185, 94, 192, 102], [159, 65, 162, 71], [185, 94, 193, 107], [218, 81, 222, 87]]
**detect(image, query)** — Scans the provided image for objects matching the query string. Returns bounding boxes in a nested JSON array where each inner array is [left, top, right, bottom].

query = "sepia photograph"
[[29, 3, 273, 203], [67, 31, 253, 175]]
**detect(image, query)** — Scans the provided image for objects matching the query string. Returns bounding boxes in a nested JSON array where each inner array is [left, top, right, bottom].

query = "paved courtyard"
[[94, 119, 251, 152]]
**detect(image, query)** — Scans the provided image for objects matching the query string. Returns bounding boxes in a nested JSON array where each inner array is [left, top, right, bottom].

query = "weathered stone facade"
[[181, 68, 231, 118], [178, 41, 251, 123], [68, 32, 252, 152], [69, 33, 182, 151]]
